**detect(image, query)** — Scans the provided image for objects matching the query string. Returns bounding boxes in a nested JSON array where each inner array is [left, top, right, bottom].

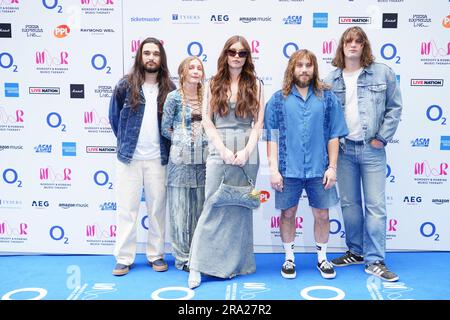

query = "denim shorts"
[[275, 177, 339, 210]]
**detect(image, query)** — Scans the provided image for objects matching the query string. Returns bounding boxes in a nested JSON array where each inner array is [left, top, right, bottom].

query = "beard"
[[143, 63, 161, 74], [294, 74, 312, 88]]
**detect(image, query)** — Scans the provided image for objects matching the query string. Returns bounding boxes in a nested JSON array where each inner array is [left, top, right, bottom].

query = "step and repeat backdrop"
[[1, 0, 449, 254]]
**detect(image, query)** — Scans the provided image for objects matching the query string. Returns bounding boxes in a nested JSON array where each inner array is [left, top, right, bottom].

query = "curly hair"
[[282, 49, 327, 97], [210, 35, 259, 120]]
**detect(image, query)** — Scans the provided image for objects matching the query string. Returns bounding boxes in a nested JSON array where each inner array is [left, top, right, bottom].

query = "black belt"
[[345, 139, 364, 145]]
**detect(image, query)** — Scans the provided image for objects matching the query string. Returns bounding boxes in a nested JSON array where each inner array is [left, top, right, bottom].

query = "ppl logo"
[[0, 108, 24, 123], [0, 52, 18, 72], [85, 224, 117, 238], [443, 15, 450, 28], [84, 109, 110, 125], [322, 40, 337, 55], [410, 138, 430, 147], [271, 216, 303, 229], [131, 39, 141, 53], [414, 161, 448, 176], [53, 25, 70, 38], [35, 50, 68, 65], [260, 190, 270, 203], [81, 0, 114, 6], [39, 167, 72, 181], [388, 219, 398, 232], [420, 41, 450, 56], [0, 222, 28, 236]]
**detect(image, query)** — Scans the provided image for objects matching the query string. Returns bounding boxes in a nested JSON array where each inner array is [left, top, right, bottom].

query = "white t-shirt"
[[343, 68, 364, 141], [133, 83, 160, 160]]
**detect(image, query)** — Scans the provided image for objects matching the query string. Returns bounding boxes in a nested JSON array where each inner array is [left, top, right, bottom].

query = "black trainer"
[[281, 259, 296, 279], [331, 251, 364, 267], [365, 261, 399, 282], [317, 260, 336, 279]]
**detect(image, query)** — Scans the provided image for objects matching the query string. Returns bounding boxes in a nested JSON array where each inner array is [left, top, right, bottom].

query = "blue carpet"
[[0, 252, 449, 300]]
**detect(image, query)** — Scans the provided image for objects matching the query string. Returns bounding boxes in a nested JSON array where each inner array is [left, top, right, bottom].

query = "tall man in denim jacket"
[[265, 49, 348, 280], [325, 27, 402, 282], [109, 37, 176, 276]]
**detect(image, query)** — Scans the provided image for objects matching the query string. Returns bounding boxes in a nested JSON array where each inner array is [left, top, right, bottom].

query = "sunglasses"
[[226, 49, 249, 58]]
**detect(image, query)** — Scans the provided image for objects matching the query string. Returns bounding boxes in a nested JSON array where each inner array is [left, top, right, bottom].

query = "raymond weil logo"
[[410, 79, 443, 87], [0, 23, 12, 38]]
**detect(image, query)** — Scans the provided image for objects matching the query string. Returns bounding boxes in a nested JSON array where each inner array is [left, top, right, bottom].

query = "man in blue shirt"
[[264, 49, 348, 279]]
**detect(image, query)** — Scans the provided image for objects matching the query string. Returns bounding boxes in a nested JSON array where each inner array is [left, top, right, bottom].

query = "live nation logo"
[[410, 79, 443, 87], [86, 146, 116, 153]]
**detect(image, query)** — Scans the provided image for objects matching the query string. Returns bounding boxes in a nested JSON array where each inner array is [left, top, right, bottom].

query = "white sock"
[[283, 242, 295, 262], [316, 242, 328, 263]]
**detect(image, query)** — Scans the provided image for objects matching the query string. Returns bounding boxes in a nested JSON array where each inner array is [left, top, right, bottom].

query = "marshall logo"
[[86, 146, 117, 153], [0, 23, 12, 38], [382, 13, 398, 28], [29, 87, 60, 94], [410, 79, 444, 87], [70, 84, 84, 99]]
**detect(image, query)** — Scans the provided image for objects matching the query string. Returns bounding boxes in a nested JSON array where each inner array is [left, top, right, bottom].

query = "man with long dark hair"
[[325, 27, 402, 282], [264, 49, 348, 279], [109, 37, 176, 276]]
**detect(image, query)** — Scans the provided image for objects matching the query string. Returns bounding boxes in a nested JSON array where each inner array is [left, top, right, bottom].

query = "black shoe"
[[281, 259, 296, 279], [331, 251, 364, 267], [317, 260, 336, 279], [365, 261, 399, 282]]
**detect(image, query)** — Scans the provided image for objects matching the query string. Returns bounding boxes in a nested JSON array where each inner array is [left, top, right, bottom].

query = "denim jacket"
[[324, 62, 402, 145], [108, 77, 176, 164]]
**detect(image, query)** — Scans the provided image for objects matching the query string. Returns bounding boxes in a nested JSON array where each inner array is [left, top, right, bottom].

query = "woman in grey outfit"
[[162, 56, 207, 271], [188, 35, 265, 289]]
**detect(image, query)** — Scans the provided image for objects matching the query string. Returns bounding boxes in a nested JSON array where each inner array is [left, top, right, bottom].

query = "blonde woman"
[[162, 56, 207, 271]]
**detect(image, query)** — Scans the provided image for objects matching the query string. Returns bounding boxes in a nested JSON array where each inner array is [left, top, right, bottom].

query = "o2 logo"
[[386, 164, 395, 183], [0, 52, 18, 72], [49, 225, 69, 244], [420, 222, 439, 241], [93, 170, 113, 189], [42, 0, 63, 13], [187, 42, 207, 62], [426, 105, 447, 125], [380, 43, 401, 64], [46, 112, 66, 131], [141, 215, 149, 230], [2, 168, 22, 187], [91, 54, 111, 74], [329, 219, 345, 238], [283, 42, 300, 58]]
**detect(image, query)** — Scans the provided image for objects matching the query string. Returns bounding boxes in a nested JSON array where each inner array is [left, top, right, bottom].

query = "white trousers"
[[113, 158, 167, 265]]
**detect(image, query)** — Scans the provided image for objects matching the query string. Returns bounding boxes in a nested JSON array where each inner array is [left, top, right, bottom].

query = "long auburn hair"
[[177, 56, 205, 128], [331, 26, 375, 68], [126, 37, 174, 112], [282, 49, 327, 97], [210, 35, 259, 120]]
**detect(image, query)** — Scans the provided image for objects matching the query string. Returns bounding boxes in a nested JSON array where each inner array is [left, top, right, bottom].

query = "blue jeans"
[[337, 139, 387, 265]]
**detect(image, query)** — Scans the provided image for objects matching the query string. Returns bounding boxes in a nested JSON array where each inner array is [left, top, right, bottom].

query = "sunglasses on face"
[[226, 49, 249, 58]]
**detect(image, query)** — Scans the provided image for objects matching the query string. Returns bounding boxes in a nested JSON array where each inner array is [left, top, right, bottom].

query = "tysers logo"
[[0, 52, 18, 72], [53, 24, 70, 38], [187, 41, 207, 62], [2, 168, 22, 187]]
